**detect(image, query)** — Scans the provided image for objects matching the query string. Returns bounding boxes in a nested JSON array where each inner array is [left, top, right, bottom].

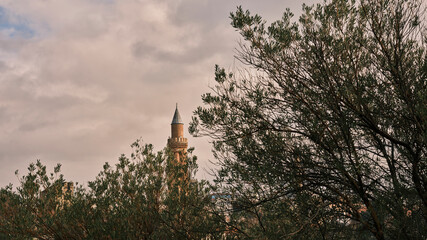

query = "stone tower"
[[167, 104, 188, 162]]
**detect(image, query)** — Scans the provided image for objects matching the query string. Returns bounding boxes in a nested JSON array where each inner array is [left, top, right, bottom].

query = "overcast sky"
[[0, 0, 318, 187]]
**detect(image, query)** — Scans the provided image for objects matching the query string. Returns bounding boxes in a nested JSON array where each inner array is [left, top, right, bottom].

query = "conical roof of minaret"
[[171, 103, 183, 124]]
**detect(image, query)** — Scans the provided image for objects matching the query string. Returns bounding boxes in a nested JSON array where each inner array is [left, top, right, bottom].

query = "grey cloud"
[[0, 61, 8, 71], [131, 24, 234, 66], [0, 36, 32, 53], [0, 0, 318, 187], [131, 40, 155, 58], [18, 120, 53, 132]]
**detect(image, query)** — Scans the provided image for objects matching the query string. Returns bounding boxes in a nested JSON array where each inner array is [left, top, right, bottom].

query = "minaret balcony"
[[168, 137, 188, 147]]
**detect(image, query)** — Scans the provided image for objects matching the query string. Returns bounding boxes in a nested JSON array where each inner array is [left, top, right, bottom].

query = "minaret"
[[167, 104, 188, 163]]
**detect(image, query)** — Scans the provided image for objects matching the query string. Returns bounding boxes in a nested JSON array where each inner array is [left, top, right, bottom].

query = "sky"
[[0, 0, 318, 187]]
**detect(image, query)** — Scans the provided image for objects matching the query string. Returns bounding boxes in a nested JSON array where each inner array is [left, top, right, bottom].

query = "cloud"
[[0, 0, 319, 187]]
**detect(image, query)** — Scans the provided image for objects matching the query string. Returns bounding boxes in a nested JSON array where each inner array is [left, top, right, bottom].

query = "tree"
[[0, 140, 224, 239], [191, 0, 427, 239]]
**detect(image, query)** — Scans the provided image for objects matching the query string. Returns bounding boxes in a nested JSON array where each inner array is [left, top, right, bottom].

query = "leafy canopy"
[[191, 0, 427, 239]]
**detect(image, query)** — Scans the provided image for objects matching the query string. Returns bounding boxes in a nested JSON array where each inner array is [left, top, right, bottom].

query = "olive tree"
[[191, 0, 427, 239]]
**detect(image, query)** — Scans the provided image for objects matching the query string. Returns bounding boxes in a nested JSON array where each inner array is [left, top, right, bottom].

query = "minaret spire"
[[168, 103, 188, 161], [171, 103, 183, 125]]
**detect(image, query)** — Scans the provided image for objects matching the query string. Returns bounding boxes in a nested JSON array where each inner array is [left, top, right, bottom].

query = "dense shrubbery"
[[0, 140, 225, 239]]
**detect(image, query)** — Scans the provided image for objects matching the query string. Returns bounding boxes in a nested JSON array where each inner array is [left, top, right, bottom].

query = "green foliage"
[[0, 140, 224, 239], [192, 0, 427, 239]]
